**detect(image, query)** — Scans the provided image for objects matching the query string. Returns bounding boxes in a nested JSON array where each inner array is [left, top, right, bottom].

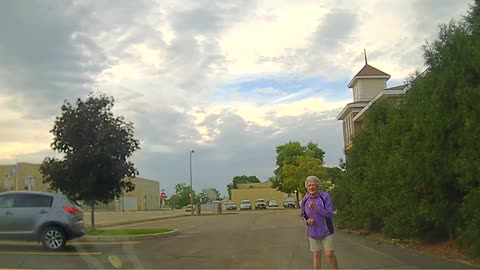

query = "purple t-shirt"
[[301, 192, 334, 239]]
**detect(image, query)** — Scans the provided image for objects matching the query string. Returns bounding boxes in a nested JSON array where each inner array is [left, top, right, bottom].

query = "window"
[[0, 195, 14, 208], [3, 177, 14, 190], [67, 198, 81, 207], [23, 175, 36, 191], [13, 194, 53, 208]]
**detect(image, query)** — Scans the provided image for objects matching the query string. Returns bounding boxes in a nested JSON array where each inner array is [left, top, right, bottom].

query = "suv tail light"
[[64, 206, 82, 216]]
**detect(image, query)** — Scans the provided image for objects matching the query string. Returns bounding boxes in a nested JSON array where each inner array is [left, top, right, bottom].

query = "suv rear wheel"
[[41, 226, 66, 251]]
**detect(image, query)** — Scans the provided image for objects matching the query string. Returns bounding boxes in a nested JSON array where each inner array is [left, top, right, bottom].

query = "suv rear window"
[[13, 194, 53, 207], [67, 198, 81, 207]]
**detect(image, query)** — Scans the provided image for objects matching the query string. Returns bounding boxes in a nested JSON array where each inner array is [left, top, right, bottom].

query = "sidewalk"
[[84, 209, 187, 227]]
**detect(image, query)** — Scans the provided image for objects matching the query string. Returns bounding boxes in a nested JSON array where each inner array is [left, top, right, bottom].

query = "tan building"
[[231, 181, 296, 207], [337, 63, 409, 150], [0, 162, 160, 211], [118, 177, 161, 211], [0, 163, 49, 192]]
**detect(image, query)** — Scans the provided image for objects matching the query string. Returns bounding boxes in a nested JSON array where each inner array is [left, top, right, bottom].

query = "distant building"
[[117, 177, 161, 211], [337, 63, 409, 150], [0, 162, 161, 211], [231, 181, 295, 207], [0, 163, 48, 192]]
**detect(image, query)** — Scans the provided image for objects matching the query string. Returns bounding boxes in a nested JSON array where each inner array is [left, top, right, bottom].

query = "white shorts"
[[309, 234, 334, 252]]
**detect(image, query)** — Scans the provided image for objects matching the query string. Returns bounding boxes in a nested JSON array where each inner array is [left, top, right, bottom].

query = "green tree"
[[40, 94, 140, 230], [325, 166, 344, 185], [281, 157, 332, 194], [227, 175, 260, 198], [173, 183, 196, 208], [334, 1, 480, 256], [196, 192, 210, 204], [273, 141, 326, 192], [168, 194, 182, 209]]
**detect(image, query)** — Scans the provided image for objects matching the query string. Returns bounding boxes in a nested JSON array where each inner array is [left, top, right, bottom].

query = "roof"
[[353, 87, 408, 122], [348, 64, 391, 88], [336, 101, 370, 120], [354, 64, 390, 77], [385, 84, 408, 90], [236, 181, 273, 189], [0, 190, 61, 196]]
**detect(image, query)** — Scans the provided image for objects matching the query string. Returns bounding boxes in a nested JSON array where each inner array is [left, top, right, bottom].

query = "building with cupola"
[[337, 61, 410, 150]]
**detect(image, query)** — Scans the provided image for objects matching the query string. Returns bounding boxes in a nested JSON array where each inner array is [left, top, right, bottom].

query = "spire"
[[364, 49, 368, 65]]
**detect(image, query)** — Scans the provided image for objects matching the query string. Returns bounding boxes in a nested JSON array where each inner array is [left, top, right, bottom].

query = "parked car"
[[225, 202, 237, 211], [283, 197, 296, 208], [0, 191, 85, 251], [239, 200, 252, 210], [268, 200, 278, 207], [185, 204, 195, 212], [254, 198, 267, 210]]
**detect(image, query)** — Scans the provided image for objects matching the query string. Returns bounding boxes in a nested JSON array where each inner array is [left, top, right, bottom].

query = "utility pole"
[[190, 150, 195, 215]]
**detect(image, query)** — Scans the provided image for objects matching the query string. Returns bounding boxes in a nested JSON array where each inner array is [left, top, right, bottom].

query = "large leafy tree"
[[40, 94, 140, 230], [281, 157, 333, 203], [226, 175, 260, 198], [273, 141, 326, 193]]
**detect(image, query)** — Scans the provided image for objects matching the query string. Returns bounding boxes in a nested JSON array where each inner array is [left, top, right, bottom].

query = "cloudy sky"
[[0, 0, 472, 196]]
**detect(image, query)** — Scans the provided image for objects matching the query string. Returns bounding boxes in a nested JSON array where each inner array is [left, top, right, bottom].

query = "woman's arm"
[[315, 193, 334, 218]]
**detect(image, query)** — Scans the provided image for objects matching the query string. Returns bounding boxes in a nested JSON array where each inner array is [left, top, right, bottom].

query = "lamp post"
[[294, 190, 299, 208], [190, 150, 195, 215]]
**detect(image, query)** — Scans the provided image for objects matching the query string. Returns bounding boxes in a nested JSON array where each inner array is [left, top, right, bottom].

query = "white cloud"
[[192, 94, 350, 134], [253, 87, 284, 95], [0, 0, 474, 194], [149, 144, 177, 154], [274, 88, 313, 103], [0, 98, 53, 161], [219, 3, 325, 75]]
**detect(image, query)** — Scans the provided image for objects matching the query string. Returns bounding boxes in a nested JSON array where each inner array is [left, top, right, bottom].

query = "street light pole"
[[294, 190, 299, 208], [190, 150, 195, 215]]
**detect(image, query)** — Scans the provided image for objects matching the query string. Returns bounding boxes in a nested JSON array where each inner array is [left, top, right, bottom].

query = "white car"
[[239, 200, 252, 210], [268, 200, 278, 207], [255, 198, 267, 209]]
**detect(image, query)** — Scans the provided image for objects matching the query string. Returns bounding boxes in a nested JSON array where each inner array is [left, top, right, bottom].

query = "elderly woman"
[[301, 175, 338, 270]]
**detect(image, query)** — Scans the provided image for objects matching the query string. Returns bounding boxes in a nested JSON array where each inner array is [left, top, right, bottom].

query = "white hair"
[[305, 175, 322, 188]]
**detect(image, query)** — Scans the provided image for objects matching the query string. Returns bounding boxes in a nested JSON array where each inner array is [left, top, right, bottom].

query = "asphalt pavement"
[[0, 209, 477, 269]]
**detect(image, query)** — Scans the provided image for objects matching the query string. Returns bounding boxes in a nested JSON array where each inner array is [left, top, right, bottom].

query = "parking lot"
[[0, 240, 139, 269], [0, 210, 292, 269], [0, 209, 475, 269]]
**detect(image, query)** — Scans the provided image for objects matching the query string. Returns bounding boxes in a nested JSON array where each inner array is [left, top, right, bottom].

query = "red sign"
[[160, 192, 166, 199]]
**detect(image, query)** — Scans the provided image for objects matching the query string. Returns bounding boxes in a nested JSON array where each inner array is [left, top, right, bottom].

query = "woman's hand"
[[308, 201, 317, 211], [307, 218, 314, 226]]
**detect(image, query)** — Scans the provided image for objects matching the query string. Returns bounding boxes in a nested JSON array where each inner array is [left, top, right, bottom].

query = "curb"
[[78, 229, 180, 242], [87, 212, 239, 229], [85, 214, 188, 229]]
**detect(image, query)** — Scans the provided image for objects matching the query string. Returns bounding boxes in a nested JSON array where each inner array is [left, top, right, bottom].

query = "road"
[[0, 210, 476, 269]]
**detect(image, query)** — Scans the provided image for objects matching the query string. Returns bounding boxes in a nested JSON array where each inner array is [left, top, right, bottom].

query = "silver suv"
[[0, 191, 85, 251]]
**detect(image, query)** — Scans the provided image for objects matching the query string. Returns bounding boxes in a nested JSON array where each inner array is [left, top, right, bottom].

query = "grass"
[[86, 228, 173, 236]]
